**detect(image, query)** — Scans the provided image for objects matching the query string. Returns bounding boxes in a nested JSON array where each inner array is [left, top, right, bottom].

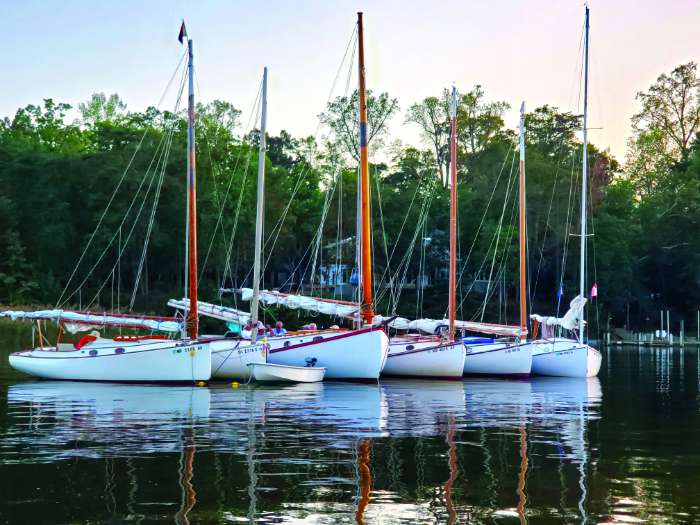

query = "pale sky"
[[2, 0, 699, 162]]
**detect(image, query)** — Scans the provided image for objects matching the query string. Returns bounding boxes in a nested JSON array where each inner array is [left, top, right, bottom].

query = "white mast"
[[250, 67, 268, 343], [518, 101, 527, 341], [579, 6, 590, 340]]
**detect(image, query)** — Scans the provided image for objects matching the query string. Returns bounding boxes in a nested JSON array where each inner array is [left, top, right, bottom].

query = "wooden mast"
[[250, 67, 268, 343], [186, 37, 199, 339], [448, 87, 458, 340], [518, 102, 527, 341], [357, 12, 374, 326]]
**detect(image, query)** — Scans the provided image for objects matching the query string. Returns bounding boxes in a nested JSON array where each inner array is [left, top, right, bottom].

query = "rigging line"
[[392, 187, 436, 310], [374, 166, 429, 298], [476, 178, 519, 321], [455, 144, 515, 292], [74, 68, 188, 308], [558, 151, 581, 316], [375, 170, 437, 308], [455, 146, 516, 313], [200, 75, 264, 286], [384, 181, 436, 312], [479, 154, 518, 322], [63, 94, 186, 309], [219, 87, 264, 292], [461, 152, 518, 318], [85, 114, 181, 310], [56, 49, 188, 308], [262, 167, 342, 295], [259, 26, 358, 280], [309, 169, 340, 291], [333, 158, 343, 301], [128, 115, 178, 310], [373, 165, 393, 308], [294, 168, 341, 291], [531, 136, 572, 300]]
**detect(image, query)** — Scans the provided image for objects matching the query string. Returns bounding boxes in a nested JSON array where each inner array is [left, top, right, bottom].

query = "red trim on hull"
[[268, 326, 382, 354]]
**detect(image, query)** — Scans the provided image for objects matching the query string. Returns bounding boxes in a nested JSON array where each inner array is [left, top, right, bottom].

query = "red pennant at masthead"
[[178, 21, 187, 44]]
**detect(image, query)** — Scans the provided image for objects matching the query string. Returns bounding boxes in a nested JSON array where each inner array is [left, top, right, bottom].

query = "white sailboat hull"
[[248, 362, 326, 383], [528, 338, 602, 377], [383, 338, 465, 378], [266, 327, 388, 380], [209, 339, 266, 380], [8, 338, 212, 382], [463, 341, 532, 376]]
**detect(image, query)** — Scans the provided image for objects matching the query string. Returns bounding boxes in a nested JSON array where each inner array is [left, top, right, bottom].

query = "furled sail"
[[371, 315, 526, 337], [167, 298, 250, 325], [530, 295, 587, 337], [0, 309, 182, 334], [238, 288, 360, 319]]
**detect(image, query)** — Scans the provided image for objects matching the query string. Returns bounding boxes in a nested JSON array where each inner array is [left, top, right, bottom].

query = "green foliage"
[[1, 66, 698, 331]]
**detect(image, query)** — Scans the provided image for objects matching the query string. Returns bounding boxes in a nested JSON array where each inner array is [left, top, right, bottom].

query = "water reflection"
[[1, 377, 604, 523]]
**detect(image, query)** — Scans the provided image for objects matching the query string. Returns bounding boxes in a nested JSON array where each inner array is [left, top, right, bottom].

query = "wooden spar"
[[448, 87, 458, 340], [357, 12, 374, 325], [186, 37, 199, 339], [518, 102, 527, 341], [579, 6, 590, 341], [250, 67, 268, 344]]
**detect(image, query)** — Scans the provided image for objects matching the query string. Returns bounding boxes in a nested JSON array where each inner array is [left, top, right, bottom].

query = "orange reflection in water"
[[355, 439, 372, 525]]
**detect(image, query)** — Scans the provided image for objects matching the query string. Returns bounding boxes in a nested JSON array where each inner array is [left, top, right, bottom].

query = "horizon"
[[2, 0, 699, 163]]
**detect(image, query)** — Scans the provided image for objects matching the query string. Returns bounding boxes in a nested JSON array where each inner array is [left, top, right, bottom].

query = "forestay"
[[0, 309, 181, 334]]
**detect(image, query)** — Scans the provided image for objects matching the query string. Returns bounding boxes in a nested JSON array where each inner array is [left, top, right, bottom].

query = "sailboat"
[[461, 101, 533, 376], [5, 27, 212, 382], [526, 6, 602, 378], [381, 86, 466, 379], [177, 15, 389, 380], [381, 89, 531, 377]]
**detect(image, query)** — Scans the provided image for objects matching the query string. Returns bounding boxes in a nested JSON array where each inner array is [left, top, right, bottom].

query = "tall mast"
[[448, 87, 458, 340], [186, 37, 198, 339], [518, 102, 527, 342], [357, 12, 374, 325], [250, 67, 268, 343], [579, 6, 590, 340]]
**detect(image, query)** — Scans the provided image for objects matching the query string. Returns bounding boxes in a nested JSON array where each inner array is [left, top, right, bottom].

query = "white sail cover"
[[0, 309, 181, 334], [530, 295, 587, 331], [371, 315, 525, 337], [167, 298, 250, 325], [239, 288, 359, 319]]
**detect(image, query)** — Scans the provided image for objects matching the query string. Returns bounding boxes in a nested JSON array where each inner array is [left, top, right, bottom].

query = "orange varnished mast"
[[448, 87, 458, 340], [518, 103, 527, 341], [357, 12, 374, 326], [186, 37, 199, 339]]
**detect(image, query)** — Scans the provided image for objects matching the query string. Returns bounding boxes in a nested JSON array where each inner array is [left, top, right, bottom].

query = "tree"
[[627, 62, 700, 195], [319, 89, 399, 162], [79, 93, 127, 126], [632, 62, 700, 160], [457, 85, 510, 156], [405, 92, 451, 185]]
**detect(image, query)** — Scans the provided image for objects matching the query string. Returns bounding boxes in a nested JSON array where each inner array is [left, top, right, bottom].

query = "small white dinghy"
[[247, 362, 326, 383]]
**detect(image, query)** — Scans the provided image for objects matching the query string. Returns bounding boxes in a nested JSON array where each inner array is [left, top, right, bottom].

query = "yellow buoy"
[[231, 381, 240, 388], [196, 381, 207, 387]]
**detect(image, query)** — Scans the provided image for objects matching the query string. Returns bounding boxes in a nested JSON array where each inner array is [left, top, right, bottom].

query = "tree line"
[[1, 62, 699, 334]]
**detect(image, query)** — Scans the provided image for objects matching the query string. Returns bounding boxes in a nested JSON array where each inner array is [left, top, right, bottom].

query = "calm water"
[[1, 338, 700, 524]]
